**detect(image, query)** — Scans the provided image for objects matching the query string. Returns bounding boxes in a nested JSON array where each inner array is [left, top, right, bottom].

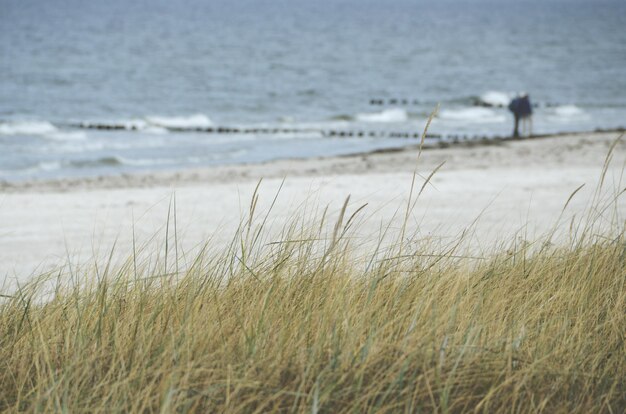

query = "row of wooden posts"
[[74, 123, 511, 142]]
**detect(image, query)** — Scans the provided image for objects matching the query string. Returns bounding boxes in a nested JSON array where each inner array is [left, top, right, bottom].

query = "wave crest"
[[0, 121, 58, 136], [475, 91, 512, 108], [356, 108, 409, 123], [552, 105, 585, 117], [438, 107, 506, 123], [145, 114, 212, 129]]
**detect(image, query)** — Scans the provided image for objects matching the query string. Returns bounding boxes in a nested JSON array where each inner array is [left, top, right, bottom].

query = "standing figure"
[[518, 93, 533, 136], [508, 96, 521, 138], [508, 93, 533, 138]]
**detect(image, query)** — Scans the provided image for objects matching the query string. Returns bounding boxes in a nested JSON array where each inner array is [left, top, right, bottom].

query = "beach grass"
[[1, 148, 625, 413]]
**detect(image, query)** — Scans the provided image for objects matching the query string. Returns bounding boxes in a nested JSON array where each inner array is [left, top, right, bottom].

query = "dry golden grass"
[[1, 141, 625, 413]]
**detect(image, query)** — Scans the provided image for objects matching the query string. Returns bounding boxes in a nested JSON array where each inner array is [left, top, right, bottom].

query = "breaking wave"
[[355, 108, 409, 123], [551, 105, 585, 117], [0, 121, 87, 141], [144, 114, 213, 129], [474, 91, 512, 108], [0, 121, 58, 136], [438, 107, 507, 123]]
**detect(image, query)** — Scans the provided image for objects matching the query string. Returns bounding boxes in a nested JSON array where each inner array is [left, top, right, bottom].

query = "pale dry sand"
[[1, 132, 624, 287]]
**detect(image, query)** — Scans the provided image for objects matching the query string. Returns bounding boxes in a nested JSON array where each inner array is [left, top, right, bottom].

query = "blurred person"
[[508, 93, 533, 138]]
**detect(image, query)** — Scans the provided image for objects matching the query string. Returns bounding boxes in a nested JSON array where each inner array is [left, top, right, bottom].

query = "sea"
[[1, 0, 625, 181]]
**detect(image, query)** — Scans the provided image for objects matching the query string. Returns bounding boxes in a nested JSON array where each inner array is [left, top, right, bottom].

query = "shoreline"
[[0, 130, 624, 281], [1, 128, 624, 194]]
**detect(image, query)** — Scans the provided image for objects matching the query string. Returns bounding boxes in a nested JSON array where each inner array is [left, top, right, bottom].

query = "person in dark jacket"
[[508, 96, 521, 138], [508, 93, 533, 138]]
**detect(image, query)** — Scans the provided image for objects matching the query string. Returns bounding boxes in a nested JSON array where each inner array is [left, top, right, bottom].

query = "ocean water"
[[1, 0, 625, 181]]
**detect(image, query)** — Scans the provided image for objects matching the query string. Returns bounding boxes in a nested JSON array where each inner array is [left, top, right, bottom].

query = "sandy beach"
[[1, 131, 624, 286]]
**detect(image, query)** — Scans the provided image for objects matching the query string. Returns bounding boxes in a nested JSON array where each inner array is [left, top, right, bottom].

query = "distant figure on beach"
[[508, 93, 533, 138]]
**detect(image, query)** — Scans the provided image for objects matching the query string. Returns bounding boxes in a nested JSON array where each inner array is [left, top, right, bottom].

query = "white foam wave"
[[552, 105, 585, 117], [0, 121, 58, 136], [438, 107, 506, 123], [545, 105, 590, 123], [478, 91, 511, 107], [356, 108, 409, 123], [145, 114, 212, 129]]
